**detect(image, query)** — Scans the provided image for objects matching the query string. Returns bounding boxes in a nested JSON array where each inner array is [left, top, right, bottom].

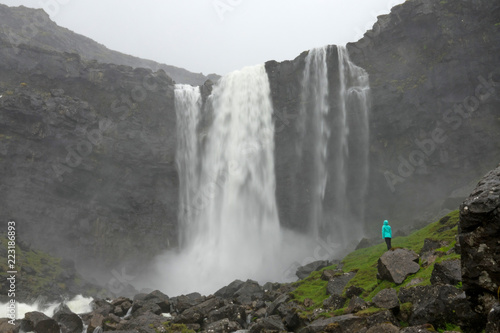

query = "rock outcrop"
[[458, 163, 500, 329], [377, 248, 420, 284]]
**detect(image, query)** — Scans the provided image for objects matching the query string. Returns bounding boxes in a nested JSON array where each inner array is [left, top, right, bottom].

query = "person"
[[382, 220, 392, 250]]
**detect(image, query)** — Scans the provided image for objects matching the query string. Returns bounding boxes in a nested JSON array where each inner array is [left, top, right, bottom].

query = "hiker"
[[382, 219, 392, 250]]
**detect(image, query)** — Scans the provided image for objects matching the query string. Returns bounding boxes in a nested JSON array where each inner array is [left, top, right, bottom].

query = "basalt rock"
[[459, 164, 500, 328], [430, 259, 461, 286], [377, 248, 420, 284]]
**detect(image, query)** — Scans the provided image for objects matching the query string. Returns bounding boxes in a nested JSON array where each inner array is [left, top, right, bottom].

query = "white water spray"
[[297, 45, 370, 244]]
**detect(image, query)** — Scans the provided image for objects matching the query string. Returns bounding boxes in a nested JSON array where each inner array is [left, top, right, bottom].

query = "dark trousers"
[[385, 237, 392, 250]]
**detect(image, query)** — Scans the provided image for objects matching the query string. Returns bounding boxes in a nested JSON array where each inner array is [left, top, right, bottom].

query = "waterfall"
[[166, 65, 282, 295], [297, 45, 370, 244], [174, 84, 201, 247]]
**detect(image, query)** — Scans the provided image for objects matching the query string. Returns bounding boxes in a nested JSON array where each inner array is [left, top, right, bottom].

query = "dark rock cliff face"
[[458, 164, 500, 329], [266, 0, 500, 235], [347, 0, 500, 231], [0, 41, 179, 273]]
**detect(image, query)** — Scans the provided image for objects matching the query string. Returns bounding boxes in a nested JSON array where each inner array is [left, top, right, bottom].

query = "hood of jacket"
[[384, 220, 389, 225]]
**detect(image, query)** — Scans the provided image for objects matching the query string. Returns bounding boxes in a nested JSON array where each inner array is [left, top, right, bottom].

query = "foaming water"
[[141, 65, 336, 296], [0, 295, 93, 319]]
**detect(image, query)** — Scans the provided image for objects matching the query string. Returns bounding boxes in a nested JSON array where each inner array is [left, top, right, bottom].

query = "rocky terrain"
[[2, 163, 499, 332]]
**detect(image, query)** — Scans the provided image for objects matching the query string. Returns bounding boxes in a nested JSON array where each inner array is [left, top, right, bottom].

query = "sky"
[[0, 0, 406, 75]]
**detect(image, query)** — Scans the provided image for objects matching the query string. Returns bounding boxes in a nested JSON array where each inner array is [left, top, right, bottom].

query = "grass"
[[288, 210, 461, 318]]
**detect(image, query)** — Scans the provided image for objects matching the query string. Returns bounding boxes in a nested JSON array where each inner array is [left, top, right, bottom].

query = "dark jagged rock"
[[207, 304, 246, 326], [420, 238, 448, 254], [372, 288, 399, 309], [486, 303, 500, 333], [366, 323, 400, 333], [326, 272, 356, 296], [249, 315, 286, 333], [296, 260, 330, 279], [400, 324, 436, 333], [174, 296, 225, 325], [365, 310, 399, 327], [204, 318, 242, 333], [52, 308, 83, 333], [24, 311, 60, 333], [233, 280, 263, 304], [344, 295, 368, 314], [0, 318, 20, 333], [398, 284, 479, 331], [115, 311, 164, 333], [323, 295, 346, 310], [171, 293, 205, 314], [430, 259, 461, 285], [344, 286, 365, 298], [266, 293, 290, 316], [90, 299, 115, 317], [297, 314, 366, 333], [459, 164, 500, 327], [214, 279, 245, 299], [377, 248, 420, 284]]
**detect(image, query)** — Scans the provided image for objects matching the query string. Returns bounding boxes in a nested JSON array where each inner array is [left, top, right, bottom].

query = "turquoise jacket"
[[382, 220, 392, 239]]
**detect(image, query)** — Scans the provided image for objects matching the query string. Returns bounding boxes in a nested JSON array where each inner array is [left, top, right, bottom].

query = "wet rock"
[[297, 314, 366, 333], [174, 296, 225, 325], [52, 308, 83, 333], [430, 259, 461, 285], [377, 248, 420, 284], [372, 288, 399, 310], [266, 293, 290, 316], [398, 284, 479, 330], [90, 299, 115, 316], [171, 293, 205, 314], [0, 318, 20, 333], [214, 279, 245, 299], [207, 304, 246, 326], [366, 322, 399, 333], [296, 260, 330, 279], [459, 164, 500, 327], [326, 272, 356, 296], [249, 315, 286, 333], [115, 312, 165, 333], [234, 280, 263, 304], [345, 295, 368, 314], [24, 311, 60, 333], [420, 238, 448, 254], [400, 324, 436, 332], [345, 285, 364, 298], [323, 295, 346, 310], [486, 303, 500, 333], [204, 318, 241, 333]]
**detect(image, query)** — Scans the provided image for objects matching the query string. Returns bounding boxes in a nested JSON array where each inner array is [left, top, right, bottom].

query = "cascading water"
[[174, 84, 201, 247], [145, 46, 369, 296], [156, 65, 284, 295], [297, 45, 370, 245]]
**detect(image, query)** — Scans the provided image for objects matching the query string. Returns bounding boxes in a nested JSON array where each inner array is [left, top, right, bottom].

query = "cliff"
[[266, 0, 500, 235], [0, 42, 179, 272], [0, 4, 218, 85]]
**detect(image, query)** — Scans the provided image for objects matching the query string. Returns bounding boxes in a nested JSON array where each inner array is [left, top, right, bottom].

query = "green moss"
[[356, 307, 385, 316], [156, 322, 195, 333]]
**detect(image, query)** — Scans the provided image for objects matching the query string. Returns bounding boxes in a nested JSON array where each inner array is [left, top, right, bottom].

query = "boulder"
[[372, 288, 399, 309], [115, 312, 164, 332], [90, 298, 115, 316], [214, 279, 245, 299], [459, 164, 500, 325], [234, 280, 263, 304], [86, 313, 104, 333], [204, 318, 241, 333], [366, 323, 399, 333], [377, 248, 420, 284], [345, 285, 364, 298], [296, 260, 330, 279], [320, 269, 339, 281], [344, 296, 368, 314], [430, 259, 461, 285], [266, 293, 290, 316], [171, 293, 205, 314], [323, 295, 346, 310], [0, 318, 19, 333], [365, 310, 399, 327], [485, 303, 500, 333], [52, 309, 83, 333], [174, 296, 225, 325], [326, 272, 356, 296], [398, 285, 479, 330], [143, 290, 170, 313], [420, 238, 448, 254], [297, 314, 366, 333], [207, 304, 246, 326], [24, 311, 60, 333], [249, 315, 286, 333]]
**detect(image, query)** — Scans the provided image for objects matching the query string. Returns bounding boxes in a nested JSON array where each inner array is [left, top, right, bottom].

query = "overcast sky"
[[0, 0, 405, 75]]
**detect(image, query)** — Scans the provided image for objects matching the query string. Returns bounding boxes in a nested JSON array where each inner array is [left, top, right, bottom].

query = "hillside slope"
[[0, 4, 217, 85]]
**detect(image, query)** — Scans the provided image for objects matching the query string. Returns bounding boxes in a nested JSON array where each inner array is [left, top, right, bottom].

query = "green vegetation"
[[155, 322, 196, 333], [288, 210, 461, 319]]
